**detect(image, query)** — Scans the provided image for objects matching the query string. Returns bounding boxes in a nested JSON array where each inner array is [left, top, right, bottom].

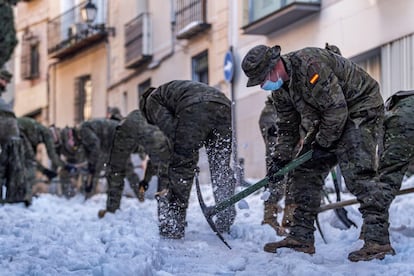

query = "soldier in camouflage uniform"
[[379, 90, 414, 187], [0, 71, 28, 204], [107, 106, 123, 122], [54, 126, 87, 197], [367, 90, 414, 254], [66, 118, 142, 200], [259, 44, 343, 236], [242, 45, 393, 262], [17, 117, 66, 197], [98, 109, 171, 218], [140, 80, 236, 238]]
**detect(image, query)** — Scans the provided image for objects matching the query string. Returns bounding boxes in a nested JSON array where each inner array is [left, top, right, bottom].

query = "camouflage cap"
[[241, 45, 281, 87], [0, 69, 12, 82]]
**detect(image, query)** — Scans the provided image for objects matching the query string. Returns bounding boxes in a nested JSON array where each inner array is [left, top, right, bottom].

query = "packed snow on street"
[[1, 174, 414, 275]]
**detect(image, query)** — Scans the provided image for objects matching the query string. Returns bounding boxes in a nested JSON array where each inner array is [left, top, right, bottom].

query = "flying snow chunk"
[[261, 190, 270, 201], [238, 199, 249, 209]]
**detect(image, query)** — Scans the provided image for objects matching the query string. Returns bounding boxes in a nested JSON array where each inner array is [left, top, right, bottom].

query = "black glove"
[[43, 168, 58, 180], [64, 164, 78, 174], [311, 141, 332, 161], [267, 158, 289, 183], [138, 180, 149, 191]]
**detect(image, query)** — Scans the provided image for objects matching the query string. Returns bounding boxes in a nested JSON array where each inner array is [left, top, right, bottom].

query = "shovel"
[[196, 150, 313, 249]]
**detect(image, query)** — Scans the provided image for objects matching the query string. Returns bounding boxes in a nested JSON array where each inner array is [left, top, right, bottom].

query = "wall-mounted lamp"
[[81, 0, 97, 24], [81, 0, 115, 37]]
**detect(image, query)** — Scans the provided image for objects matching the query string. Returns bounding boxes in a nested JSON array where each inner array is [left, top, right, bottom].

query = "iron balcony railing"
[[124, 13, 152, 69], [47, 0, 109, 59], [175, 0, 211, 40]]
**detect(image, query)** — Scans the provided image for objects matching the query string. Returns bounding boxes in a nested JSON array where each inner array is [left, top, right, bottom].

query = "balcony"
[[124, 13, 152, 69], [47, 0, 109, 59], [242, 0, 321, 35], [175, 0, 211, 40]]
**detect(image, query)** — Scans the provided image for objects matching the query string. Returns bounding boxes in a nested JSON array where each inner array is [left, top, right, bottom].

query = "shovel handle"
[[211, 150, 313, 215], [318, 186, 414, 213]]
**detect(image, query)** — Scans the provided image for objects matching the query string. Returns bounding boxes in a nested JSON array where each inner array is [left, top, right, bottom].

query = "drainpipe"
[[147, 0, 176, 69], [228, 0, 240, 185], [105, 0, 113, 112]]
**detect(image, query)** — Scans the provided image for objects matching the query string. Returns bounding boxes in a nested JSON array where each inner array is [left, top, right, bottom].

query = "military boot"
[[348, 242, 395, 262], [262, 202, 287, 236], [264, 236, 315, 254], [281, 203, 297, 228]]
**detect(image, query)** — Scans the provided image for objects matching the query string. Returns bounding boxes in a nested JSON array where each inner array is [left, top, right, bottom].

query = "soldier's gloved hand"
[[311, 141, 332, 161], [64, 164, 78, 174], [267, 158, 289, 183], [138, 180, 149, 191], [43, 168, 58, 180], [136, 180, 149, 202]]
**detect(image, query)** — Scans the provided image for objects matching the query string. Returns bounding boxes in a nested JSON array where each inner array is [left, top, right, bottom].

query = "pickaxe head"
[[195, 175, 232, 249]]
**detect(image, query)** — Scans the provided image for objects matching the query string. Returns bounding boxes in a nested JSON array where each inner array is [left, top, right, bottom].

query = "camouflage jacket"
[[259, 96, 278, 159], [0, 98, 19, 145], [77, 118, 118, 174], [58, 126, 86, 165], [17, 117, 64, 168], [141, 80, 231, 136], [108, 110, 171, 184], [271, 47, 383, 159]]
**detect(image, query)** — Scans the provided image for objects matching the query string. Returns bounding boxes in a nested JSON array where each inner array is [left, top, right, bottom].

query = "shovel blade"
[[334, 208, 357, 228], [195, 175, 232, 249]]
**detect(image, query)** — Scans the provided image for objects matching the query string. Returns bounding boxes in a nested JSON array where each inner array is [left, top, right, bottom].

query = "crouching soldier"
[[17, 117, 66, 197], [98, 109, 172, 219]]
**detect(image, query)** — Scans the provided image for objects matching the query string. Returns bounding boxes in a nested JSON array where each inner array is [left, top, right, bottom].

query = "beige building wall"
[[14, 0, 49, 120], [51, 44, 108, 127]]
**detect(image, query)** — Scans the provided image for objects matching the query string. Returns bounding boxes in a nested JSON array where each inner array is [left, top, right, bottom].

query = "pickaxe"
[[196, 150, 313, 249]]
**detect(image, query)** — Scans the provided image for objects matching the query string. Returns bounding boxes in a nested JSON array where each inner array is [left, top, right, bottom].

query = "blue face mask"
[[261, 77, 283, 91]]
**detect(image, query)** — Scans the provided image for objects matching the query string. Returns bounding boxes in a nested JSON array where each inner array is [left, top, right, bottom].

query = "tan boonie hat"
[[0, 69, 13, 82], [241, 45, 281, 87]]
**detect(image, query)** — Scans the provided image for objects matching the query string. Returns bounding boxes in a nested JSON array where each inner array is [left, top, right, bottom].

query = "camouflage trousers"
[[289, 106, 391, 245], [379, 95, 414, 199], [164, 102, 236, 233], [0, 137, 27, 202]]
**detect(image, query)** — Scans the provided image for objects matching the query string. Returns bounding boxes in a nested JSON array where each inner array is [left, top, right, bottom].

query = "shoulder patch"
[[309, 73, 319, 84]]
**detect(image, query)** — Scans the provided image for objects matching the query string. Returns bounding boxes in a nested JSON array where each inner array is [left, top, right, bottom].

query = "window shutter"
[[74, 77, 84, 124], [20, 32, 40, 80]]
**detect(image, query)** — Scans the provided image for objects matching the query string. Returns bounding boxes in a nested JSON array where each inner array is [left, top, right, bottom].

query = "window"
[[21, 32, 40, 80], [74, 75, 92, 124], [192, 50, 208, 84], [138, 78, 151, 106]]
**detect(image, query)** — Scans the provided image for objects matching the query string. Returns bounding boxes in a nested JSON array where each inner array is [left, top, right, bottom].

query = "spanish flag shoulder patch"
[[309, 73, 319, 84]]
